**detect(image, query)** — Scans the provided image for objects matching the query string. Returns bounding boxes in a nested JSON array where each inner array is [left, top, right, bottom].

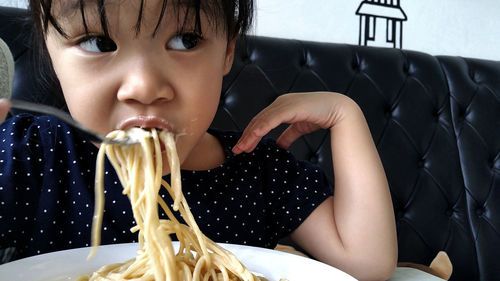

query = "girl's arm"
[[232, 92, 397, 281]]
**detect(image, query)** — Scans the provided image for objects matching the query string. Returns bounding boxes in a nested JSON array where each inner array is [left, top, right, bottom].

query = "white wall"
[[2, 0, 499, 60], [0, 0, 26, 8], [254, 0, 500, 60]]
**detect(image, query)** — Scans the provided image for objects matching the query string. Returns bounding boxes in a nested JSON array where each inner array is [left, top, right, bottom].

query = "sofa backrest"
[[438, 57, 500, 281], [2, 6, 500, 281]]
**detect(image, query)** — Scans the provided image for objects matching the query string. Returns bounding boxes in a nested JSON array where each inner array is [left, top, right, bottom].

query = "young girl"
[[0, 0, 397, 280]]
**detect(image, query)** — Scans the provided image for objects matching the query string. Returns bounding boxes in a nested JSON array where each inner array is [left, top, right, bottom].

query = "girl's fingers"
[[233, 106, 293, 154], [233, 101, 312, 154], [276, 122, 319, 150], [275, 125, 300, 150], [232, 119, 274, 154]]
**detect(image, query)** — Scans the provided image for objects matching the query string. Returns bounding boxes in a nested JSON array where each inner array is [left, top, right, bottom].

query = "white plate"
[[0, 242, 357, 281]]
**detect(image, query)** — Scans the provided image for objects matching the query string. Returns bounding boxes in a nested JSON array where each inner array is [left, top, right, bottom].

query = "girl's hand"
[[0, 99, 10, 123], [232, 92, 357, 154]]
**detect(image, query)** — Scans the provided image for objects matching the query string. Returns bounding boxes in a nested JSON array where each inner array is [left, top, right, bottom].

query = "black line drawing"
[[356, 0, 407, 49]]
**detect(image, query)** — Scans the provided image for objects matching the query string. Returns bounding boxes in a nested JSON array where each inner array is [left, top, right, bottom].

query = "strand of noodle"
[[179, 262, 193, 281], [160, 132, 181, 211], [106, 135, 129, 188], [115, 146, 129, 183], [152, 129, 163, 191], [207, 268, 219, 280], [88, 145, 107, 259], [123, 256, 148, 277], [133, 158, 148, 220], [215, 256, 234, 281], [210, 268, 218, 281], [128, 148, 147, 233], [158, 179, 182, 217], [157, 194, 181, 223], [192, 255, 207, 281]]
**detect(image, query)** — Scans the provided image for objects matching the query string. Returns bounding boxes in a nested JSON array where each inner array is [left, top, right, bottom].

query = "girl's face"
[[45, 0, 235, 172]]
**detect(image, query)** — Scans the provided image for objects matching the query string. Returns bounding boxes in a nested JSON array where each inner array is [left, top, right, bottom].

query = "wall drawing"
[[356, 0, 407, 49]]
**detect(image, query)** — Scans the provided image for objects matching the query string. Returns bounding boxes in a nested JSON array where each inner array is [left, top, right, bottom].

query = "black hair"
[[27, 0, 254, 106]]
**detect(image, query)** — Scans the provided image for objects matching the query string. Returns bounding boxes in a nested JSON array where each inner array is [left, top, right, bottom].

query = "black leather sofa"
[[2, 6, 500, 281]]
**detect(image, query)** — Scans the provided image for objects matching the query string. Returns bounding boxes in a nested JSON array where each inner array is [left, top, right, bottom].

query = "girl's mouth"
[[117, 116, 174, 153], [117, 115, 173, 132]]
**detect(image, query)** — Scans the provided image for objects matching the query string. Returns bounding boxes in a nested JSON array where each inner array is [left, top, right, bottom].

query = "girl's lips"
[[117, 115, 174, 132]]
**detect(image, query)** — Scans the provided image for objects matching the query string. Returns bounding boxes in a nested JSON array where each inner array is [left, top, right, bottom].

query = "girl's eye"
[[167, 33, 203, 50], [79, 36, 117, 53]]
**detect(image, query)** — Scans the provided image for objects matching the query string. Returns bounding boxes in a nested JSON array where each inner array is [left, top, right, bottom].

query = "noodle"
[[82, 128, 266, 281]]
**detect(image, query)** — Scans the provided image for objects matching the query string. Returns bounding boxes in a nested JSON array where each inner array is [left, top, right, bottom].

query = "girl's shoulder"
[[1, 113, 55, 143], [0, 113, 92, 151], [1, 113, 68, 132]]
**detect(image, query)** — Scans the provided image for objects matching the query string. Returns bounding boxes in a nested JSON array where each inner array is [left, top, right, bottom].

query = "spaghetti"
[[82, 128, 265, 281]]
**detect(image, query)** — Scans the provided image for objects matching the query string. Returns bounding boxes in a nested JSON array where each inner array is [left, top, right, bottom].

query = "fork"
[[9, 99, 138, 145]]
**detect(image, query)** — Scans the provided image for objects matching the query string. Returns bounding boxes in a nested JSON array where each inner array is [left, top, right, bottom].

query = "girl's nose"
[[116, 58, 174, 105]]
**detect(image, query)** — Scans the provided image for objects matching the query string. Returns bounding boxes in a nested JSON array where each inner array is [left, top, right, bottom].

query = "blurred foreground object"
[[398, 251, 453, 280], [0, 38, 14, 99]]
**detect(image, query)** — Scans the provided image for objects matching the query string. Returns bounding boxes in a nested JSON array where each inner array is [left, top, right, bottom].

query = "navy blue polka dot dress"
[[0, 114, 333, 261]]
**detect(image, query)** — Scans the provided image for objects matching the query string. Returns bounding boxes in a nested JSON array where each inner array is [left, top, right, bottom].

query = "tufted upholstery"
[[2, 6, 500, 281], [438, 57, 500, 281]]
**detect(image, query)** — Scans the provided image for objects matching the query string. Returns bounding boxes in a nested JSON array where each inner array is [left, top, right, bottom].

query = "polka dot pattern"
[[0, 114, 333, 260]]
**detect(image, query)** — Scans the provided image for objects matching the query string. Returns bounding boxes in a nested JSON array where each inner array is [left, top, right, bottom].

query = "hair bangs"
[[30, 0, 253, 40]]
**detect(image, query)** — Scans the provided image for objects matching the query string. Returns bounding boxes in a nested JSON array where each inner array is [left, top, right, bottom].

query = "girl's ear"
[[223, 38, 237, 75]]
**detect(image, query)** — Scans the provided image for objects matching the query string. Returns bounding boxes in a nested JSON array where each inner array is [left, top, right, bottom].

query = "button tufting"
[[434, 111, 440, 121], [446, 208, 454, 217], [352, 60, 360, 71], [403, 63, 410, 73], [300, 57, 308, 67], [241, 52, 251, 63], [469, 70, 476, 82], [417, 159, 425, 168], [309, 155, 318, 164], [384, 106, 393, 118], [396, 210, 404, 219], [458, 108, 466, 123], [476, 207, 485, 217]]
